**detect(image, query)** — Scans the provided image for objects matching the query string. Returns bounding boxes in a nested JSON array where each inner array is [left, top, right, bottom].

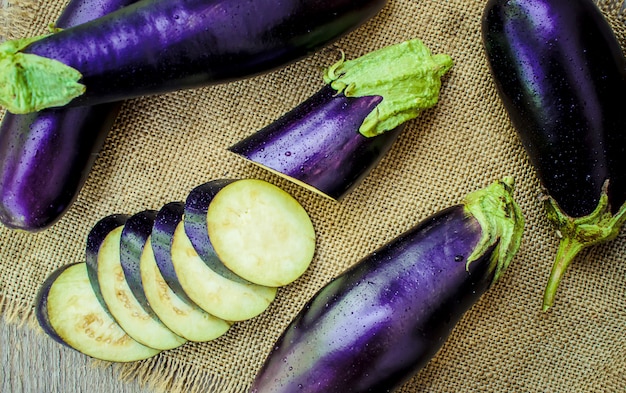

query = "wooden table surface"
[[1, 318, 153, 393]]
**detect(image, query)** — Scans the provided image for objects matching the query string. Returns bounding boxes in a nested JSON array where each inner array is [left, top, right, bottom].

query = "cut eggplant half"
[[35, 262, 161, 362], [170, 221, 277, 321], [229, 40, 453, 201], [207, 179, 316, 287], [140, 236, 232, 342], [229, 87, 402, 200], [97, 226, 187, 350], [119, 209, 159, 316], [183, 180, 249, 284], [85, 213, 129, 314]]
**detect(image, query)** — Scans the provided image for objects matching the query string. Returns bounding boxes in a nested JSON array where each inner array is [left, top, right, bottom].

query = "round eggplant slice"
[[97, 226, 187, 350], [170, 221, 277, 321], [184, 179, 250, 284], [207, 179, 316, 287], [36, 262, 161, 362], [118, 209, 159, 316], [85, 213, 130, 314], [140, 236, 232, 342]]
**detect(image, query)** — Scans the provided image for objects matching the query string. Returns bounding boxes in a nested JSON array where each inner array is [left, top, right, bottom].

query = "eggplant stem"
[[542, 184, 626, 311], [542, 236, 584, 312]]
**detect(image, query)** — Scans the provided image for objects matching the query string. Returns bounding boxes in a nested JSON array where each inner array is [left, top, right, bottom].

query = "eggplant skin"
[[250, 206, 495, 393], [0, 0, 139, 231], [19, 0, 387, 108], [482, 0, 626, 217], [0, 105, 120, 231], [229, 86, 401, 200]]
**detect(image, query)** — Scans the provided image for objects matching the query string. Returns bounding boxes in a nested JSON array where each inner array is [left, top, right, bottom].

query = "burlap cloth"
[[1, 0, 625, 392]]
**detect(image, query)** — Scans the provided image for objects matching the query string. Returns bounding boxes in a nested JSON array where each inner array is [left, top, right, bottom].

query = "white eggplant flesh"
[[97, 226, 187, 350], [140, 236, 232, 342], [36, 262, 161, 362], [170, 221, 277, 321], [207, 179, 316, 287]]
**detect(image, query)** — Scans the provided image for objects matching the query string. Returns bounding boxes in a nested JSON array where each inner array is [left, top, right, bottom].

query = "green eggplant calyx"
[[541, 181, 626, 312], [462, 177, 525, 285], [322, 39, 454, 138], [0, 35, 85, 114]]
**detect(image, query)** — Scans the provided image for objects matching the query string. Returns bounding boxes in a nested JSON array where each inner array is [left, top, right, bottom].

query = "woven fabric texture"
[[1, 0, 625, 392]]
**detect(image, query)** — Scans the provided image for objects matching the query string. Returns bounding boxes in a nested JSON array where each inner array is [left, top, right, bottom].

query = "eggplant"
[[96, 223, 187, 350], [119, 209, 158, 314], [481, 0, 626, 310], [35, 262, 162, 362], [184, 180, 249, 284], [85, 213, 130, 313], [0, 0, 140, 231], [139, 233, 232, 342], [229, 39, 453, 200], [0, 0, 387, 113], [150, 201, 195, 302], [249, 178, 524, 393]]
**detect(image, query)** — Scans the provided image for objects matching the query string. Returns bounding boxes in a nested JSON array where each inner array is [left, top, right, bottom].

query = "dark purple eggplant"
[[0, 0, 387, 113], [230, 39, 453, 200], [249, 178, 524, 393], [0, 0, 141, 232], [230, 86, 401, 200], [481, 0, 626, 310]]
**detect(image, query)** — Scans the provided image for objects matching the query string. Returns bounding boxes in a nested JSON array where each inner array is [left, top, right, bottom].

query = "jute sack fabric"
[[1, 0, 625, 392]]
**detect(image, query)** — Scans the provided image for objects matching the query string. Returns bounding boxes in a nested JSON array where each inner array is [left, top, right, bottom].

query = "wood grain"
[[0, 318, 154, 393]]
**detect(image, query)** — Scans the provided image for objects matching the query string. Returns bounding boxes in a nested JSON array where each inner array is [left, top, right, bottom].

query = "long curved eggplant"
[[482, 0, 626, 310], [0, 0, 387, 113], [249, 178, 524, 393], [0, 0, 140, 231], [230, 39, 453, 200]]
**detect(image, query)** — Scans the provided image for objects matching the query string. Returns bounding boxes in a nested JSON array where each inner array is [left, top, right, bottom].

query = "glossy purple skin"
[[229, 85, 402, 200], [183, 179, 249, 284], [85, 213, 130, 313], [35, 262, 82, 348], [119, 209, 158, 314], [482, 0, 626, 217], [250, 206, 495, 393], [22, 0, 387, 107], [151, 201, 195, 303], [0, 0, 140, 232]]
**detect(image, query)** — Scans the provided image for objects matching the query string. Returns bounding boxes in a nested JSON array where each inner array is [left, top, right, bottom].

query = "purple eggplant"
[[0, 0, 141, 231], [230, 86, 401, 200], [249, 178, 524, 393], [481, 0, 626, 310], [230, 39, 453, 200], [0, 0, 387, 113]]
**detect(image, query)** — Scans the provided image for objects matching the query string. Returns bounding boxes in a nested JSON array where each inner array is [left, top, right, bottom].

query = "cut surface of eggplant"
[[37, 262, 161, 362], [184, 180, 250, 284], [207, 179, 316, 287], [97, 226, 187, 350], [119, 209, 158, 315], [140, 236, 232, 342], [170, 221, 277, 321]]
